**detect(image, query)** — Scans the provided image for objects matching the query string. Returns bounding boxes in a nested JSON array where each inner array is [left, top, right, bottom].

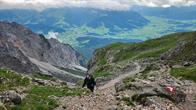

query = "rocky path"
[[99, 62, 141, 90], [54, 62, 141, 110]]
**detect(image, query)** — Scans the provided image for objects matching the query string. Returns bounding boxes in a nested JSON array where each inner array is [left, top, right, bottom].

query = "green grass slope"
[[170, 65, 196, 82], [89, 31, 196, 79], [0, 69, 89, 110]]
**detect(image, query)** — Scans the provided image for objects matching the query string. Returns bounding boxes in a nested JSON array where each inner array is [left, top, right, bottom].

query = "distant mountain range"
[[0, 8, 149, 33], [0, 6, 196, 58], [132, 6, 196, 20]]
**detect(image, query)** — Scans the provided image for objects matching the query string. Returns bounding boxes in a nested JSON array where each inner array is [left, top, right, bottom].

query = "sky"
[[0, 0, 196, 11]]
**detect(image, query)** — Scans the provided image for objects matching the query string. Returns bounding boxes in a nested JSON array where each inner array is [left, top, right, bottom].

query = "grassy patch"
[[0, 69, 90, 110], [170, 66, 196, 82], [28, 86, 88, 97], [106, 33, 180, 62], [11, 86, 89, 110], [0, 69, 30, 92], [121, 97, 134, 106], [95, 49, 107, 66], [93, 31, 196, 67], [95, 64, 115, 73], [11, 94, 58, 110], [92, 31, 196, 75], [93, 72, 112, 78], [134, 47, 171, 59]]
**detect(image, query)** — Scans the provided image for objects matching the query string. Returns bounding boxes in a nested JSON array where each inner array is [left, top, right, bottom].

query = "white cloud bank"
[[0, 0, 196, 11]]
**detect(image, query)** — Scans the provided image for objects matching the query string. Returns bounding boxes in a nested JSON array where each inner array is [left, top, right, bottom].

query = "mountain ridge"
[[88, 31, 196, 80], [0, 21, 86, 83]]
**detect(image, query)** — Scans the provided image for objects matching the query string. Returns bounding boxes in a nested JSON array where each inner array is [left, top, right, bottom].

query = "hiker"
[[82, 73, 96, 92]]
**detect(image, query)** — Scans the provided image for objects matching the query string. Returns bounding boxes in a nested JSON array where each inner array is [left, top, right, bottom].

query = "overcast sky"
[[0, 0, 196, 11]]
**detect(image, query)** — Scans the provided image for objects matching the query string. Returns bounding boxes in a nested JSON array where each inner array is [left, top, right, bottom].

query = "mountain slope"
[[0, 21, 86, 83], [88, 31, 196, 78], [0, 36, 40, 74], [83, 31, 196, 110]]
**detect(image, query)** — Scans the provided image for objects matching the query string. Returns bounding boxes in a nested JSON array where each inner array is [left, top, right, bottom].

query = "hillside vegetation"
[[88, 31, 196, 79], [170, 65, 196, 82], [0, 69, 89, 110]]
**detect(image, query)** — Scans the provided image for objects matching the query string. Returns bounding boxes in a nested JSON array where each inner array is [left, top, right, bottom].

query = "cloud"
[[0, 0, 196, 11]]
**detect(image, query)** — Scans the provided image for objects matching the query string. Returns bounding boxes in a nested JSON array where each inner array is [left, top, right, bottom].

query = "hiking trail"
[[54, 62, 141, 110]]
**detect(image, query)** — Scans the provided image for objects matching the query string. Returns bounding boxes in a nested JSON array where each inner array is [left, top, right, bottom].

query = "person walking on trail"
[[82, 74, 96, 92]]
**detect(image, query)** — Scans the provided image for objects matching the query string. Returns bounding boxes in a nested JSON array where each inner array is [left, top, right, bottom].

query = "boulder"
[[0, 91, 22, 105], [132, 86, 186, 104], [155, 87, 186, 103], [32, 78, 46, 86], [183, 61, 192, 67]]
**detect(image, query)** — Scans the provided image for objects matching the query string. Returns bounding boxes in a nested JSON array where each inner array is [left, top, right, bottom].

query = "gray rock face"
[[0, 22, 50, 61], [0, 21, 86, 75], [44, 38, 86, 68], [0, 34, 40, 74]]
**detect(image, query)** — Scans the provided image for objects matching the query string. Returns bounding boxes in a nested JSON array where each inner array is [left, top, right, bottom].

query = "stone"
[[132, 86, 186, 104], [0, 77, 6, 84], [0, 91, 22, 105], [183, 61, 192, 67], [32, 78, 46, 86], [107, 105, 118, 110]]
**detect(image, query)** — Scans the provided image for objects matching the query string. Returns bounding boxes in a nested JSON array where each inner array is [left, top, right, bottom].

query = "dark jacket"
[[82, 76, 96, 89]]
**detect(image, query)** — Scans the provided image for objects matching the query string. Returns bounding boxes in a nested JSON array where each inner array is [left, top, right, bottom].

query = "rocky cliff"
[[0, 21, 86, 82], [44, 38, 86, 68]]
